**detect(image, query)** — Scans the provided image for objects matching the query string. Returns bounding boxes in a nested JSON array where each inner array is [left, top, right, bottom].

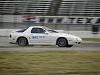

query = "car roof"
[[29, 26, 45, 28]]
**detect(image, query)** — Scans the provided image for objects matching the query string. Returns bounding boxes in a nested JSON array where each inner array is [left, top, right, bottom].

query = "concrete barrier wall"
[[64, 31, 100, 38], [0, 29, 100, 38], [0, 29, 18, 36]]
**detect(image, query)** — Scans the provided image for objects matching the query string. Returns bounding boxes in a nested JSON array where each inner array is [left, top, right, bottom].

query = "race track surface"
[[0, 37, 100, 51]]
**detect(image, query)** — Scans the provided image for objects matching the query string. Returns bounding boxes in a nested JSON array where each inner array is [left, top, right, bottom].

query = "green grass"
[[0, 51, 100, 75], [83, 38, 100, 42]]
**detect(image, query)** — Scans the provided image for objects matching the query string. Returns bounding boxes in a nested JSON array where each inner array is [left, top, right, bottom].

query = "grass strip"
[[0, 51, 100, 75], [82, 38, 100, 42]]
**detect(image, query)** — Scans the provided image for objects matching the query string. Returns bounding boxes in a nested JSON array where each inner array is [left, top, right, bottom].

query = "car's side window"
[[31, 28, 45, 33]]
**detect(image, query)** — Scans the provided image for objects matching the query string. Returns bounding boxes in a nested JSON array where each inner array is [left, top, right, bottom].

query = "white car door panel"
[[29, 27, 52, 44], [30, 33, 49, 44]]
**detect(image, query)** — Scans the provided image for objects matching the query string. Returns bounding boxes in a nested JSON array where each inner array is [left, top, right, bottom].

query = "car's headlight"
[[76, 37, 82, 42]]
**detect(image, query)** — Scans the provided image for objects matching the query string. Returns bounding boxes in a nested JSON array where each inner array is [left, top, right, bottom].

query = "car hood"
[[56, 32, 79, 38], [53, 32, 82, 41]]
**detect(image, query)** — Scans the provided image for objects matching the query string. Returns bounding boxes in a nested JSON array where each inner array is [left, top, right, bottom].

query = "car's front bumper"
[[68, 38, 82, 45]]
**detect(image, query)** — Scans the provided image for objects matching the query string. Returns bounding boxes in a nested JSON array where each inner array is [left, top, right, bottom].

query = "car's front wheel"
[[57, 38, 73, 47], [57, 38, 68, 47], [17, 37, 28, 46]]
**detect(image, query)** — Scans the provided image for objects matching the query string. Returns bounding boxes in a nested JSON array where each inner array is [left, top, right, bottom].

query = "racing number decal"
[[32, 36, 47, 39]]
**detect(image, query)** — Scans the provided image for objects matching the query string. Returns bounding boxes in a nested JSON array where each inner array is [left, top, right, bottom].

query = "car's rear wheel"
[[17, 37, 28, 46], [57, 38, 68, 47]]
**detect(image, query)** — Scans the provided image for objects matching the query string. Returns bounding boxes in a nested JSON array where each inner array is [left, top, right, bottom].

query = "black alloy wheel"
[[17, 38, 28, 46], [57, 38, 68, 47]]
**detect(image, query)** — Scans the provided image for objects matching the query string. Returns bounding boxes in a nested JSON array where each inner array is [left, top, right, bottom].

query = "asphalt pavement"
[[0, 37, 100, 52]]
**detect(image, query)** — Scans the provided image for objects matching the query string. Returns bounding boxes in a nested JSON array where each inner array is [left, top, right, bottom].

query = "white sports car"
[[9, 26, 82, 47]]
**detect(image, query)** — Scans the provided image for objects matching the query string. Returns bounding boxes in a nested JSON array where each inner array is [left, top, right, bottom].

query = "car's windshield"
[[43, 27, 58, 33]]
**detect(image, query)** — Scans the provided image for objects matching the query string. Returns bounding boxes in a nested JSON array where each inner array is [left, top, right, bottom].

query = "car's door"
[[30, 27, 51, 44]]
